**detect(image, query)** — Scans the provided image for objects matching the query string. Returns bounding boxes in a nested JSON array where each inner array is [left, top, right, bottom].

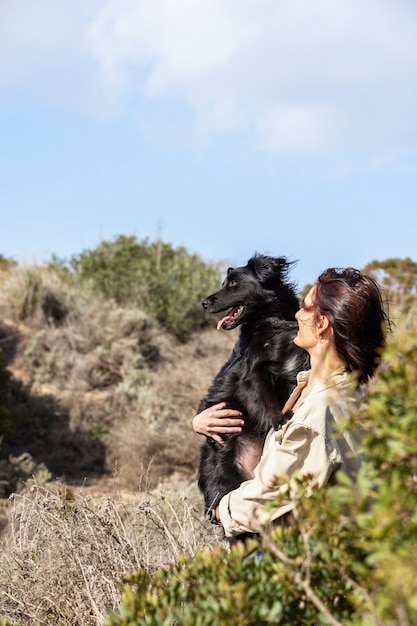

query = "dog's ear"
[[249, 254, 290, 283], [227, 267, 234, 275]]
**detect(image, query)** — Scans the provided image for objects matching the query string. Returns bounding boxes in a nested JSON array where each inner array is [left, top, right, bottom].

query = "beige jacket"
[[218, 367, 362, 538]]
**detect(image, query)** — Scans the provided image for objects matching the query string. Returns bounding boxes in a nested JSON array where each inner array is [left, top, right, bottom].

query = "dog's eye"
[[228, 280, 238, 288]]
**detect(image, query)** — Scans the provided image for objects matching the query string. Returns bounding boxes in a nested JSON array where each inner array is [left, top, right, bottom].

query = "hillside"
[[0, 261, 236, 512], [1, 252, 417, 626]]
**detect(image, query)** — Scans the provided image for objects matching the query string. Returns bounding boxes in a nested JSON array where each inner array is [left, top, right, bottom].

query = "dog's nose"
[[201, 298, 210, 309]]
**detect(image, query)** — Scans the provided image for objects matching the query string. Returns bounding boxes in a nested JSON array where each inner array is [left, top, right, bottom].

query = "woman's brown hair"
[[314, 267, 390, 384]]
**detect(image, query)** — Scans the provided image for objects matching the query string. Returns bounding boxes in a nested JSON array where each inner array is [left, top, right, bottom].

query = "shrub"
[[68, 236, 223, 340], [363, 257, 417, 315], [0, 258, 233, 492], [107, 309, 417, 626], [0, 264, 74, 325]]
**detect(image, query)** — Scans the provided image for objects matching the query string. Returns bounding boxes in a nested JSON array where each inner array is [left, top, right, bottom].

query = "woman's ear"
[[317, 315, 331, 334]]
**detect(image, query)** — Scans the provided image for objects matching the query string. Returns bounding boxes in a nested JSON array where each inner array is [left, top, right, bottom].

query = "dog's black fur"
[[197, 254, 309, 518]]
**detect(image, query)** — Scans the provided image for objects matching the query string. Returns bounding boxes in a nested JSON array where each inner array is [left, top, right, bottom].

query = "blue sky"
[[1, 0, 417, 289]]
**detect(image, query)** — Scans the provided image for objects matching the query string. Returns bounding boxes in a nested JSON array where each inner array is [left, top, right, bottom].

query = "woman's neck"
[[307, 350, 347, 390]]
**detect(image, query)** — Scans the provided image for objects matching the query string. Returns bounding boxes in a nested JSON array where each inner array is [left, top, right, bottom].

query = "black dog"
[[197, 254, 309, 520]]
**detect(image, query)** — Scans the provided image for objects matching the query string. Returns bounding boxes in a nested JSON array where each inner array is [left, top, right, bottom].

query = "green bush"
[[363, 257, 417, 315], [106, 311, 417, 626], [105, 481, 365, 626], [67, 236, 223, 340]]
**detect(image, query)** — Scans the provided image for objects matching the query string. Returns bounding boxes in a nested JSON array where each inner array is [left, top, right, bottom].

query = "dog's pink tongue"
[[217, 314, 232, 331]]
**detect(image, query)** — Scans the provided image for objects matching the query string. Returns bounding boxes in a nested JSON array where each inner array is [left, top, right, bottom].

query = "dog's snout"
[[201, 298, 210, 309]]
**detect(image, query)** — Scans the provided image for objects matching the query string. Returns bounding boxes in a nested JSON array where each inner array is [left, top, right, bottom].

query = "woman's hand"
[[192, 402, 244, 445]]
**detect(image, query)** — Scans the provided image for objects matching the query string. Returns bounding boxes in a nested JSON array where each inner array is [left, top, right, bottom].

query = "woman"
[[192, 267, 390, 538]]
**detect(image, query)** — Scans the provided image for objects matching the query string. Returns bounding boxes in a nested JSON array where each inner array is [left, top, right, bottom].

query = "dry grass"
[[107, 326, 238, 487], [0, 483, 223, 626], [0, 264, 236, 491], [0, 263, 236, 625]]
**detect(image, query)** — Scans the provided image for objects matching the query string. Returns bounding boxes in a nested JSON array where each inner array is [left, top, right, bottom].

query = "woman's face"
[[294, 285, 318, 351]]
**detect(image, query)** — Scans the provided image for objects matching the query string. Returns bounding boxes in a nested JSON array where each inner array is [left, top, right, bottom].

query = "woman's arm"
[[192, 402, 244, 445]]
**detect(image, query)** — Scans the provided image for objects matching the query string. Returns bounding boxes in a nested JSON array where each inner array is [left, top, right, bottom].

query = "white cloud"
[[1, 0, 417, 158], [0, 0, 103, 110], [0, 2, 90, 80], [255, 104, 347, 154]]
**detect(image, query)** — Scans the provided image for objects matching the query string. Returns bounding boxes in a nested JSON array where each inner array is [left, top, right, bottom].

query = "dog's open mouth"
[[217, 305, 244, 331]]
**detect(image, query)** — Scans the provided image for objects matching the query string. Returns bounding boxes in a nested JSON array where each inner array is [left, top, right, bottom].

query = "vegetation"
[[63, 235, 223, 340], [0, 255, 16, 273], [0, 353, 13, 454], [363, 257, 417, 314], [0, 247, 416, 625], [106, 309, 417, 625], [0, 255, 17, 454], [0, 483, 222, 626], [0, 242, 232, 496]]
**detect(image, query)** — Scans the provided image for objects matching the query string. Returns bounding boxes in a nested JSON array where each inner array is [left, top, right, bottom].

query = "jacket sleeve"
[[218, 421, 338, 537]]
